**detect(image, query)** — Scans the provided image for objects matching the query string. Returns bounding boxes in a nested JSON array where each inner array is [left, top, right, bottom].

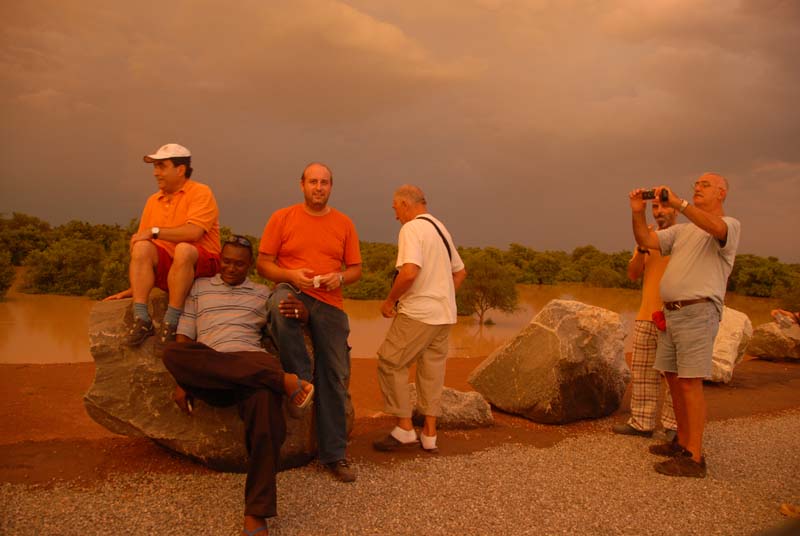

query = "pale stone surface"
[[467, 299, 629, 424], [748, 321, 800, 361], [408, 383, 493, 429], [709, 307, 753, 383], [84, 293, 353, 472]]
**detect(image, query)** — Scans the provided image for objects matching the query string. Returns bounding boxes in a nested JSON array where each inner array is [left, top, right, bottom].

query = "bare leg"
[[397, 416, 414, 431], [677, 377, 705, 461], [422, 415, 436, 437], [244, 515, 267, 534], [283, 372, 313, 406], [130, 240, 158, 304], [664, 372, 687, 446], [166, 243, 198, 310]]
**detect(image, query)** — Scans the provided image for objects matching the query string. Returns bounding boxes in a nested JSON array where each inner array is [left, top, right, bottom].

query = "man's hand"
[[278, 294, 309, 322], [173, 386, 194, 415], [103, 288, 132, 301], [287, 268, 316, 289], [654, 185, 682, 210], [380, 298, 396, 318], [130, 229, 155, 245], [628, 188, 648, 213], [317, 272, 343, 291]]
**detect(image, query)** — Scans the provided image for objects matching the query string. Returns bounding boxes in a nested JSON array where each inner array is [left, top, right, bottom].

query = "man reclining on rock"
[[162, 235, 314, 536]]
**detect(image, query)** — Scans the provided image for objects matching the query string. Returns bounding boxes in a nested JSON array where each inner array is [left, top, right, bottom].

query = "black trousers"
[[163, 341, 287, 518]]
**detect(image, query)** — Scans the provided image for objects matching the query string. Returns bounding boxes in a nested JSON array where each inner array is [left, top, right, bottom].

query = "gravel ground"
[[3, 410, 799, 536]]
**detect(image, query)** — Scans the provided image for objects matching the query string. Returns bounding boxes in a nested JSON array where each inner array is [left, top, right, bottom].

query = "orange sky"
[[1, 0, 798, 261]]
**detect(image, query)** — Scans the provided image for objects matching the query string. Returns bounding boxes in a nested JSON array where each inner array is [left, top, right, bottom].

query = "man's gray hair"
[[394, 184, 427, 205], [704, 172, 729, 191]]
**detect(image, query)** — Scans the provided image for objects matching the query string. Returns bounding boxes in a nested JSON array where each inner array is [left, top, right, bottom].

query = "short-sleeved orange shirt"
[[138, 179, 221, 257], [259, 204, 361, 310]]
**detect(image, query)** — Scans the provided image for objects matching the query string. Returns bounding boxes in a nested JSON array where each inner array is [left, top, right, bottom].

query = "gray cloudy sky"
[[1, 0, 798, 261]]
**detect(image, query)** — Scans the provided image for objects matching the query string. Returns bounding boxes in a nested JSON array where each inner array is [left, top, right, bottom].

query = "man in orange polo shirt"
[[107, 143, 221, 354], [257, 162, 362, 483]]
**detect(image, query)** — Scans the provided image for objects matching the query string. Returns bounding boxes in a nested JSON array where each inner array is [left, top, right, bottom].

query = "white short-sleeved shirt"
[[657, 216, 741, 313], [396, 214, 465, 325]]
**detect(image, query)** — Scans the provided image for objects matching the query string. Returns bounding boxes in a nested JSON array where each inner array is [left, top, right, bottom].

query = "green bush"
[[456, 251, 518, 324], [0, 251, 15, 299], [23, 238, 105, 296]]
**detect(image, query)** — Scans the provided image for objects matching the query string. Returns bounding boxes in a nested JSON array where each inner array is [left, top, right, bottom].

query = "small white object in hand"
[[313, 275, 321, 288]]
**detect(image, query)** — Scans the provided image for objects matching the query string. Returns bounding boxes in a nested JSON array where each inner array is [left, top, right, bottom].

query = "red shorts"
[[154, 244, 220, 292]]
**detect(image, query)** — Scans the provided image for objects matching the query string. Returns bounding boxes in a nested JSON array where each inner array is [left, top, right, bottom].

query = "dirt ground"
[[2, 356, 800, 487]]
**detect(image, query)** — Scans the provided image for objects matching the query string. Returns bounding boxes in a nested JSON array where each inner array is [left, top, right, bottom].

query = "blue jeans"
[[268, 283, 351, 464]]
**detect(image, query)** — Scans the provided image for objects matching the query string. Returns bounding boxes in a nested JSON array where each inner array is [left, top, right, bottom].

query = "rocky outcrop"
[[709, 307, 753, 383], [84, 293, 353, 472], [747, 322, 800, 361], [408, 383, 493, 429], [468, 299, 629, 424]]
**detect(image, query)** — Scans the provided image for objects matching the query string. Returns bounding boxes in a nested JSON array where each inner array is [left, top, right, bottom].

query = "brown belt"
[[663, 297, 713, 311]]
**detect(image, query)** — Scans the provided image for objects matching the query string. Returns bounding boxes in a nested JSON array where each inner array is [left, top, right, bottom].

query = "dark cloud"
[[1, 0, 797, 261]]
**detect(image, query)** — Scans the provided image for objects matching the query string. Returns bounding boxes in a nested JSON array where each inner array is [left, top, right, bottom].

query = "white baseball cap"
[[143, 143, 191, 163]]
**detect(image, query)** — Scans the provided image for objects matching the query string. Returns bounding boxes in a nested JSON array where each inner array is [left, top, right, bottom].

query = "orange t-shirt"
[[636, 247, 670, 321], [259, 204, 361, 310], [138, 179, 221, 257]]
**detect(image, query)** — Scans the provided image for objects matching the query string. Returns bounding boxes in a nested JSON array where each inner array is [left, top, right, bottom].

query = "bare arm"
[[316, 263, 363, 291], [627, 249, 647, 281], [103, 288, 133, 301], [452, 268, 467, 291], [381, 263, 420, 318], [680, 204, 728, 241], [629, 189, 660, 250], [256, 253, 315, 289], [131, 223, 205, 245]]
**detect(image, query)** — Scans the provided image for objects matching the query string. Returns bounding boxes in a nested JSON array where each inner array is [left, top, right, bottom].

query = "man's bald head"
[[394, 184, 427, 206], [392, 184, 429, 224]]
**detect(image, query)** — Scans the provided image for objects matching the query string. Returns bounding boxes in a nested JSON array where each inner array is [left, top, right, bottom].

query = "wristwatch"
[[678, 199, 689, 213], [151, 226, 160, 239]]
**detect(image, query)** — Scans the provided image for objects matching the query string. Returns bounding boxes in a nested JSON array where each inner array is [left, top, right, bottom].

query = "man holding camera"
[[629, 172, 740, 478]]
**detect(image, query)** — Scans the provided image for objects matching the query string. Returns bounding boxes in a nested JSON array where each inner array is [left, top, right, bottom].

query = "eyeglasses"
[[692, 180, 714, 189], [224, 235, 252, 248]]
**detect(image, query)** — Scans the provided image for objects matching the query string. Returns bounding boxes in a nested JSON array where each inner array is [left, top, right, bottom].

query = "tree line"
[[2, 213, 798, 319]]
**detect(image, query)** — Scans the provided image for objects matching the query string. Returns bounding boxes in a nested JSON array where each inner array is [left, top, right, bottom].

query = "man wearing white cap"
[[106, 143, 221, 355]]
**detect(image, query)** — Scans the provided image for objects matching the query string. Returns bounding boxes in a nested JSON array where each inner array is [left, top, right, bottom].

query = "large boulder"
[[747, 321, 800, 361], [709, 306, 753, 383], [408, 383, 493, 429], [468, 299, 628, 424], [84, 293, 354, 472]]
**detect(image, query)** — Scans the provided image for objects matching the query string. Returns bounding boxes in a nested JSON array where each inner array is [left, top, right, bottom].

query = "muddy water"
[[0, 284, 779, 364], [0, 289, 94, 364]]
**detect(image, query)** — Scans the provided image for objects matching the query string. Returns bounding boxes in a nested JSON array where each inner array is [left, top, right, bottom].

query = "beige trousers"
[[377, 314, 450, 418]]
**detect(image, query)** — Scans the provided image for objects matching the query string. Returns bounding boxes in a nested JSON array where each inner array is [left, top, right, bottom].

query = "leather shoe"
[[611, 423, 653, 437]]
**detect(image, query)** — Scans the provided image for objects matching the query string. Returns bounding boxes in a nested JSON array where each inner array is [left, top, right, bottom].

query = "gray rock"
[[84, 292, 353, 472], [709, 306, 753, 383], [468, 299, 629, 424], [408, 383, 493, 429], [748, 321, 800, 361]]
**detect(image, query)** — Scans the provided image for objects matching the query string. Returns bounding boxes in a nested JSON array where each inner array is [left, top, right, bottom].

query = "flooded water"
[[0, 283, 780, 364]]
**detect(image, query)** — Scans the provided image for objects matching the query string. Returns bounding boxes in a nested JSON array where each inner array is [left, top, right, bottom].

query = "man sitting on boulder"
[[105, 143, 222, 357], [163, 236, 314, 536]]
